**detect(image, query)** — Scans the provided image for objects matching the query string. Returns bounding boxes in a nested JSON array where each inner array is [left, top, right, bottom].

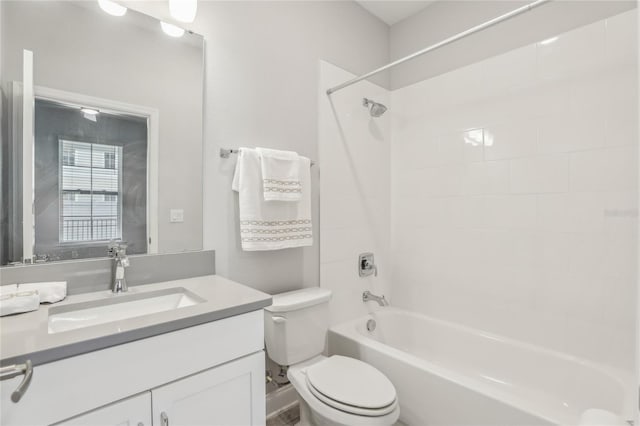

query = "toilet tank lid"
[[265, 288, 332, 313]]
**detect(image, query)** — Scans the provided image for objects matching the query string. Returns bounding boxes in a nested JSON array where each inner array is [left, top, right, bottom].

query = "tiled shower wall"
[[391, 10, 637, 370], [319, 61, 391, 325]]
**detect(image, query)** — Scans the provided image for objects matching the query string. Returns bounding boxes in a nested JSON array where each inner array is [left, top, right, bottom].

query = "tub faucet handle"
[[359, 253, 378, 277]]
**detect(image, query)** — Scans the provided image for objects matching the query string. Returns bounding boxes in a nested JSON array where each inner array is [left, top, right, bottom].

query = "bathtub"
[[328, 308, 634, 426]]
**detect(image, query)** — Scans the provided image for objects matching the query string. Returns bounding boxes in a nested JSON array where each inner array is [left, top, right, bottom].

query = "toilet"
[[264, 288, 400, 426]]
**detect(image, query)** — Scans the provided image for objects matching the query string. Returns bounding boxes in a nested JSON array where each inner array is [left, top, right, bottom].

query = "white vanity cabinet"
[[54, 393, 152, 426], [55, 352, 264, 426], [152, 352, 264, 426], [1, 310, 266, 426]]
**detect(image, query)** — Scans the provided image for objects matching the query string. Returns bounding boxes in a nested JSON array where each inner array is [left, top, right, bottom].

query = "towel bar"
[[220, 148, 315, 166]]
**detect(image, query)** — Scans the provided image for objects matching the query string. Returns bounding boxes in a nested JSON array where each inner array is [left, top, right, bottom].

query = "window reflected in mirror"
[[0, 0, 204, 266], [33, 99, 148, 261]]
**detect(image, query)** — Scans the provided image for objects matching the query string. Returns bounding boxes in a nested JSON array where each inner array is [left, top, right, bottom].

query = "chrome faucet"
[[108, 240, 129, 293], [362, 291, 389, 307]]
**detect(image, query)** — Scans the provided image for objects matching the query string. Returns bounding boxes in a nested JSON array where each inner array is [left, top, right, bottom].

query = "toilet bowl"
[[263, 288, 400, 426], [288, 355, 399, 426]]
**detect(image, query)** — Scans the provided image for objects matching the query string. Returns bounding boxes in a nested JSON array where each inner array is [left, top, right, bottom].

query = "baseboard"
[[266, 384, 297, 418]]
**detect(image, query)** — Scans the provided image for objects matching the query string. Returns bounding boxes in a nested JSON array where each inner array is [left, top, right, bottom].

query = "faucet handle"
[[359, 253, 378, 277], [108, 240, 128, 258]]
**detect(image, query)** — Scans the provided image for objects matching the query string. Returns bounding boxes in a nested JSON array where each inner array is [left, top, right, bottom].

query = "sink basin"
[[48, 287, 205, 334]]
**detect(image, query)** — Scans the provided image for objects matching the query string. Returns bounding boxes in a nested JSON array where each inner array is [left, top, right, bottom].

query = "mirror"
[[0, 1, 204, 265]]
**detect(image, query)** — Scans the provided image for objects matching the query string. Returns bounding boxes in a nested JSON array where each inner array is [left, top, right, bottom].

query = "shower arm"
[[326, 0, 550, 95]]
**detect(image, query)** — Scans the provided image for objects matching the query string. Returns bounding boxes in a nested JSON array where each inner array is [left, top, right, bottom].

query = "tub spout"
[[363, 291, 389, 307]]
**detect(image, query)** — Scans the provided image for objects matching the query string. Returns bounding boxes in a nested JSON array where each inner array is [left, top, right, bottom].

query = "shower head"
[[363, 98, 387, 118]]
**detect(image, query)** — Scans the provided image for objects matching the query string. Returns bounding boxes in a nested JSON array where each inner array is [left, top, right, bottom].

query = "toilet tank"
[[264, 288, 332, 366]]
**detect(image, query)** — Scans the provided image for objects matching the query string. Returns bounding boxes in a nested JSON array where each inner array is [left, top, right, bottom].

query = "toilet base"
[[296, 393, 356, 426], [296, 395, 314, 426]]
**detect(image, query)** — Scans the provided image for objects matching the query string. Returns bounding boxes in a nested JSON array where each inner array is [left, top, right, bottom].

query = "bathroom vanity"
[[0, 275, 271, 426]]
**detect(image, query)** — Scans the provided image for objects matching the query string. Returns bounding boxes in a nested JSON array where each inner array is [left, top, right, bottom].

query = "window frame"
[[58, 138, 124, 245], [20, 85, 160, 259], [104, 151, 116, 170]]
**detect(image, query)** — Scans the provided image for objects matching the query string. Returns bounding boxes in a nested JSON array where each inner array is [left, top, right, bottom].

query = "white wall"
[[391, 10, 638, 371], [637, 5, 640, 420], [319, 60, 391, 325], [390, 0, 636, 89], [125, 1, 390, 294], [189, 1, 389, 293]]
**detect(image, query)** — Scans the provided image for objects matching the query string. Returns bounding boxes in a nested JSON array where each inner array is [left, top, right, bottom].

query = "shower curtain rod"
[[326, 0, 550, 95]]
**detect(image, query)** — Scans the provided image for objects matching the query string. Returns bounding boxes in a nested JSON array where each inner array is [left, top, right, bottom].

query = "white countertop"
[[0, 275, 271, 366]]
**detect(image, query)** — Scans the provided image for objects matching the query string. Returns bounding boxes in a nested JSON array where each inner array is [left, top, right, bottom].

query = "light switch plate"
[[170, 209, 184, 223]]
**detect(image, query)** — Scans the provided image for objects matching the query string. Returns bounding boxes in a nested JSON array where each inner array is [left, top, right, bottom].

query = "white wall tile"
[[602, 229, 638, 279], [483, 195, 537, 230], [606, 69, 638, 147], [538, 110, 606, 154], [510, 155, 569, 194], [537, 20, 606, 82], [537, 193, 606, 233], [395, 130, 440, 169], [320, 61, 391, 325], [603, 190, 639, 234], [463, 161, 510, 195], [390, 10, 637, 371], [484, 120, 537, 161], [439, 129, 484, 165], [482, 44, 537, 95], [570, 146, 638, 192], [421, 166, 465, 197], [606, 10, 638, 67]]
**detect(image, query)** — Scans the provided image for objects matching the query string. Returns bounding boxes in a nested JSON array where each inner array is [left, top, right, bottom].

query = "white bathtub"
[[328, 308, 633, 426]]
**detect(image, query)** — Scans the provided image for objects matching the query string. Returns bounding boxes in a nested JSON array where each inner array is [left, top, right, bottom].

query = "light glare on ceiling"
[[169, 0, 198, 23], [97, 0, 127, 17], [539, 36, 559, 46], [161, 21, 186, 38]]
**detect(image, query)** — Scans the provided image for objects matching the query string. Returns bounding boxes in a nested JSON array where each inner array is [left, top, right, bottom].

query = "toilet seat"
[[304, 355, 398, 416], [288, 356, 400, 426], [306, 375, 398, 416]]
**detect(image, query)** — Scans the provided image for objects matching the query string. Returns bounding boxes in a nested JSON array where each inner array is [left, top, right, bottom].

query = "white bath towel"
[[0, 290, 40, 316], [232, 148, 312, 251], [19, 281, 67, 304], [255, 147, 302, 202]]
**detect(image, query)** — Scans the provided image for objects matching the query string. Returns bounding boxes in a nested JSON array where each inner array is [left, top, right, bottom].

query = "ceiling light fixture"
[[97, 0, 127, 17], [161, 21, 186, 38], [169, 0, 197, 23]]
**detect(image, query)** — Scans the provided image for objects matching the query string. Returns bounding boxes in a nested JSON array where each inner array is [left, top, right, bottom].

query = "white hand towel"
[[255, 147, 302, 202], [19, 281, 67, 304], [233, 148, 312, 251], [0, 284, 18, 295], [0, 291, 40, 316]]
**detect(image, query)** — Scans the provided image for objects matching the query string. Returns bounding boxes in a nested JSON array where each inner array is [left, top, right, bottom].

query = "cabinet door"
[[53, 392, 151, 426], [152, 351, 265, 426]]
